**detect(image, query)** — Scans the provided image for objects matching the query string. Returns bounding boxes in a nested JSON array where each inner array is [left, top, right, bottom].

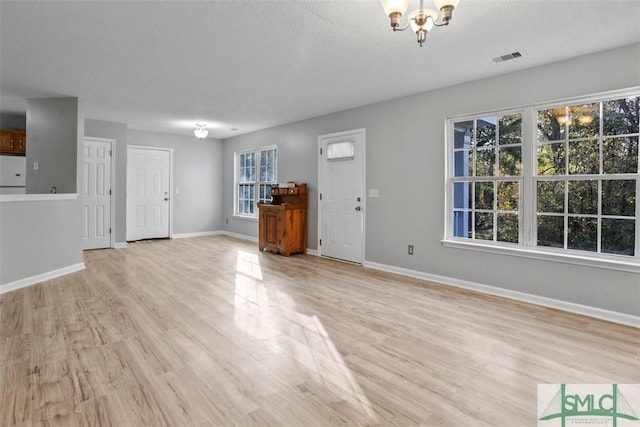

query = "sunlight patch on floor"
[[233, 250, 377, 421]]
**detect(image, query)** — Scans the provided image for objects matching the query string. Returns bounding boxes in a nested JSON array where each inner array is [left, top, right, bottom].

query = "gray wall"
[[26, 97, 82, 194], [127, 129, 224, 235], [0, 197, 83, 284], [223, 43, 640, 316], [85, 119, 128, 244]]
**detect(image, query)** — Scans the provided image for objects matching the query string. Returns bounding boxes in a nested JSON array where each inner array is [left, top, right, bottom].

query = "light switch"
[[175, 188, 180, 194], [33, 161, 39, 171], [368, 188, 379, 198]]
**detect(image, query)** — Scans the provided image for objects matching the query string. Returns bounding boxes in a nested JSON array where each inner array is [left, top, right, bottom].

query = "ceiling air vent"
[[492, 51, 523, 63]]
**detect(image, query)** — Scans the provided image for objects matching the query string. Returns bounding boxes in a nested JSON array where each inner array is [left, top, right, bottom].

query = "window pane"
[[568, 103, 599, 139], [327, 141, 355, 160], [474, 181, 494, 210], [497, 213, 519, 243], [454, 150, 472, 177], [476, 149, 495, 176], [604, 97, 639, 136], [568, 217, 597, 252], [259, 184, 272, 202], [474, 212, 494, 241], [260, 151, 268, 181], [260, 152, 273, 182], [568, 180, 597, 215], [453, 211, 472, 238], [537, 143, 566, 175], [603, 137, 638, 174], [537, 215, 564, 248], [476, 117, 496, 148], [453, 182, 471, 209], [454, 121, 473, 149], [499, 113, 522, 145], [602, 218, 635, 256], [568, 139, 599, 175], [538, 108, 566, 143], [537, 180, 565, 213], [602, 180, 636, 216], [497, 181, 519, 211], [498, 146, 522, 176]]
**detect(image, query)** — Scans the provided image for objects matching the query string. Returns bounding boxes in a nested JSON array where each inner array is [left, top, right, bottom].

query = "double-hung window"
[[451, 112, 523, 243], [235, 146, 277, 217], [445, 90, 639, 269]]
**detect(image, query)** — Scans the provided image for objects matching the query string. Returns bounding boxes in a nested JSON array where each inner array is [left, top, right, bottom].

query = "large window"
[[446, 91, 639, 267], [235, 146, 277, 217], [452, 112, 523, 243]]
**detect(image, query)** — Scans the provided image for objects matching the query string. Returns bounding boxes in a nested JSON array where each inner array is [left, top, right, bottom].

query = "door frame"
[[126, 145, 174, 239], [84, 136, 115, 249], [317, 128, 366, 263]]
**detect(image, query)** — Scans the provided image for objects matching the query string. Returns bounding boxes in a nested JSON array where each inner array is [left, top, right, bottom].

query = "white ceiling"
[[1, 0, 639, 139]]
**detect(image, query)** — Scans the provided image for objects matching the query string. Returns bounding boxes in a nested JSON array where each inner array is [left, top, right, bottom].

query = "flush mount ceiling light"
[[380, 0, 461, 47], [193, 124, 208, 140]]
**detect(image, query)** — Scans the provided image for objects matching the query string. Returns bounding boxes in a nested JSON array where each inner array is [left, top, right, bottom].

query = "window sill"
[[441, 239, 640, 274], [232, 214, 258, 222]]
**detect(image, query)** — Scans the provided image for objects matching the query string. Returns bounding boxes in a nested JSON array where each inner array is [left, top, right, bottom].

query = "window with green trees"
[[537, 97, 638, 255], [451, 112, 523, 243], [447, 92, 639, 262]]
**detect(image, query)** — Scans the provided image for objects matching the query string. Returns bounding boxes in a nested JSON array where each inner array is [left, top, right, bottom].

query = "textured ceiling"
[[1, 0, 639, 139]]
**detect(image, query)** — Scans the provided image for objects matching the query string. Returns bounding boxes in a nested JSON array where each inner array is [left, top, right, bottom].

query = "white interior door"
[[319, 129, 365, 263], [126, 146, 171, 241], [82, 138, 112, 250]]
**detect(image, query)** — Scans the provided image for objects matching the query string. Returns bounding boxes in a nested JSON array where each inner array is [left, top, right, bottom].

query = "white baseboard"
[[363, 260, 640, 328], [114, 242, 128, 249], [172, 231, 222, 239], [220, 231, 259, 242], [0, 263, 86, 295], [306, 248, 319, 256]]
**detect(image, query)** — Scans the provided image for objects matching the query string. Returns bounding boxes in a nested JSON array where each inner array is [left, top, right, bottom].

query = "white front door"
[[126, 146, 171, 241], [319, 129, 365, 263], [82, 138, 112, 250]]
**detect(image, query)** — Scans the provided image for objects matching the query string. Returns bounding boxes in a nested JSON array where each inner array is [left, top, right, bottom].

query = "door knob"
[[355, 206, 361, 211]]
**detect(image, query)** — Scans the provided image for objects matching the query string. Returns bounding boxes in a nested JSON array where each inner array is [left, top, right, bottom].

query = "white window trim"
[[233, 145, 277, 219], [443, 88, 640, 273]]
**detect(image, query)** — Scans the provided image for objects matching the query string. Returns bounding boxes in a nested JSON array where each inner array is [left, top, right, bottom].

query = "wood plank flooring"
[[1, 235, 638, 426]]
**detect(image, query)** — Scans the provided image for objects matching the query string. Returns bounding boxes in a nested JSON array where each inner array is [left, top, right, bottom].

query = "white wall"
[[223, 43, 640, 318], [127, 129, 225, 235]]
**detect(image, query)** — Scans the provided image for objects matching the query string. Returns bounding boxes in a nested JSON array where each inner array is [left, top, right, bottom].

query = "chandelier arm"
[[432, 20, 450, 27], [393, 23, 411, 32]]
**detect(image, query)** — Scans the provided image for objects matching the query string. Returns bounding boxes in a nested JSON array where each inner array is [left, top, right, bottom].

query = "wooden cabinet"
[[258, 183, 307, 256], [0, 129, 26, 155]]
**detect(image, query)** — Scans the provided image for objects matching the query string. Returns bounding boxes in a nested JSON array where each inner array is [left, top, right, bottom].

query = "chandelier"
[[380, 0, 461, 47], [193, 124, 208, 139]]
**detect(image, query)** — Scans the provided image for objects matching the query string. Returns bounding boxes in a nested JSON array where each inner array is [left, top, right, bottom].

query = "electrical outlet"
[[408, 245, 414, 255]]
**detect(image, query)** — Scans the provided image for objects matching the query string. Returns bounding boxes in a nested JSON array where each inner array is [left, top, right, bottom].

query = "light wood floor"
[[1, 235, 638, 426]]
